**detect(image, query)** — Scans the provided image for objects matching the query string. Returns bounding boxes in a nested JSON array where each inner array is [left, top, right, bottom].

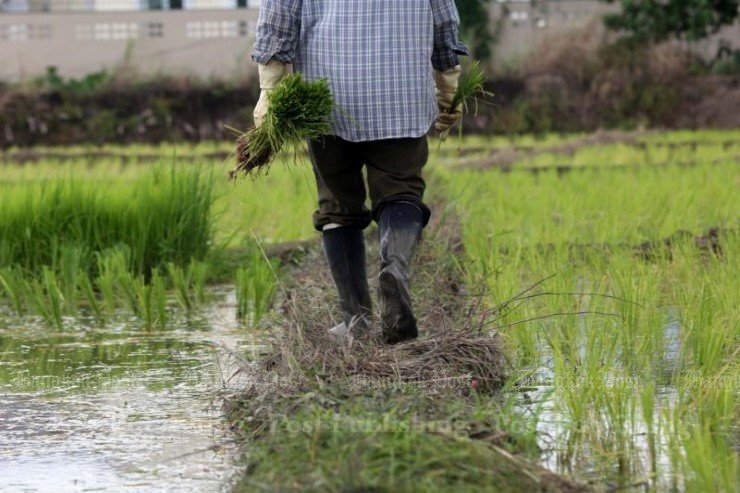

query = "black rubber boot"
[[377, 202, 424, 344], [322, 226, 373, 338]]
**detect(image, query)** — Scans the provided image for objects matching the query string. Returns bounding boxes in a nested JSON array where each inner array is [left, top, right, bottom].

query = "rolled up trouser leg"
[[322, 225, 372, 338], [377, 201, 424, 344]]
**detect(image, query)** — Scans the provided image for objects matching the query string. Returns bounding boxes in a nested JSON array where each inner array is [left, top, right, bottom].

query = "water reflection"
[[0, 288, 253, 492], [515, 312, 686, 490]]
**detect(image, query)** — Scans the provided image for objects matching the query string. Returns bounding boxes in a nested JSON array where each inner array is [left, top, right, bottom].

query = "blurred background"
[[1, 0, 738, 146]]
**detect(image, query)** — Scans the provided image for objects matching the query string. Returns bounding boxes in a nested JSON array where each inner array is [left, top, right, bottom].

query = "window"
[[76, 22, 139, 41], [147, 22, 163, 37]]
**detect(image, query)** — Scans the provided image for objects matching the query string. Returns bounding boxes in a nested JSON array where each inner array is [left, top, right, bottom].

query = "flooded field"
[[0, 289, 254, 492], [442, 132, 739, 491], [1, 131, 738, 491]]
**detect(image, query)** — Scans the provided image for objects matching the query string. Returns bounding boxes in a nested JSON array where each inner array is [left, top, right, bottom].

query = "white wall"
[[0, 10, 259, 81]]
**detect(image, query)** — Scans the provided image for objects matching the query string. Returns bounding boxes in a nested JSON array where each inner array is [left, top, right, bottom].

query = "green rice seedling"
[[0, 267, 28, 315], [43, 267, 65, 329], [597, 375, 639, 481], [683, 420, 738, 493], [167, 260, 210, 310], [56, 245, 88, 306], [438, 61, 491, 142], [678, 280, 735, 378], [125, 166, 215, 276], [230, 73, 333, 178], [113, 271, 139, 316], [439, 131, 739, 489], [168, 262, 194, 311], [132, 268, 168, 329], [0, 164, 214, 280], [96, 245, 132, 314], [152, 268, 168, 326], [25, 267, 65, 328], [639, 382, 658, 479], [76, 269, 102, 320], [448, 60, 489, 117], [235, 251, 278, 327], [189, 260, 209, 304], [0, 240, 13, 272], [113, 268, 167, 329], [663, 405, 687, 491]]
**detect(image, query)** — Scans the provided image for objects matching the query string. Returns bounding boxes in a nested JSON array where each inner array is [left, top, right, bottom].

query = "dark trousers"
[[308, 135, 432, 231]]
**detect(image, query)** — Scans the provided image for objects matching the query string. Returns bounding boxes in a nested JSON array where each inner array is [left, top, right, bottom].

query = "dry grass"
[[223, 205, 592, 492], [260, 207, 505, 383], [226, 207, 507, 433]]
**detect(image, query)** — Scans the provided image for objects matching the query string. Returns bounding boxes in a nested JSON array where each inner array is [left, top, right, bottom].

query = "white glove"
[[433, 65, 462, 139], [253, 59, 288, 127]]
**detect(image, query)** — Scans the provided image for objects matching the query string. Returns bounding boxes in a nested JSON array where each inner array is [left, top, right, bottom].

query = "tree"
[[602, 0, 739, 44], [456, 0, 495, 60]]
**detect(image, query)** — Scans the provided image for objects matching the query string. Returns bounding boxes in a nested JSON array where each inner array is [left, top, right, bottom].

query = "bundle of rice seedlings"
[[229, 73, 333, 179], [449, 60, 490, 116], [437, 61, 492, 143]]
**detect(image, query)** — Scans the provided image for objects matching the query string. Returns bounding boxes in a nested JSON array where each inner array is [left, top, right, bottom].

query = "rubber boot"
[[377, 202, 423, 344], [322, 226, 373, 340]]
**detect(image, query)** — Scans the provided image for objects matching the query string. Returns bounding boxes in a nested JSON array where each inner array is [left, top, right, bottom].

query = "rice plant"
[[230, 73, 333, 178], [442, 132, 740, 489], [235, 250, 278, 327], [0, 164, 214, 278]]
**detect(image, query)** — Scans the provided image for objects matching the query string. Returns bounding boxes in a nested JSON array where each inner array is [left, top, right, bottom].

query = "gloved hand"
[[433, 65, 462, 139], [253, 59, 288, 127]]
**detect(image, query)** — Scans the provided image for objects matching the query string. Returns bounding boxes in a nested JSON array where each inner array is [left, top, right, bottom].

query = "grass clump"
[[230, 74, 333, 178]]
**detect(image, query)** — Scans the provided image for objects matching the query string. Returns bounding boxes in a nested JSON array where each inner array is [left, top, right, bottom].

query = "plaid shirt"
[[253, 0, 468, 142]]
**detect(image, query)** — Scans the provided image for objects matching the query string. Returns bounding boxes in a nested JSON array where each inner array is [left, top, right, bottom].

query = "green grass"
[[440, 130, 740, 490], [439, 160, 737, 247]]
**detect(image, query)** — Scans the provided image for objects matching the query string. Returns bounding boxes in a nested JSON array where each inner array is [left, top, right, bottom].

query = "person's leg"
[[308, 136, 372, 338], [363, 136, 431, 343]]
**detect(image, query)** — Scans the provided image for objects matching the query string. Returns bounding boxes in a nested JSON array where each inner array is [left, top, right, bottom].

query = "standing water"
[[0, 288, 254, 492]]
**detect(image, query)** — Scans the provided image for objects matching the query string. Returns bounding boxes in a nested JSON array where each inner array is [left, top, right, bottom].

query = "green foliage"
[[33, 66, 109, 94], [603, 0, 740, 44], [711, 40, 740, 74], [456, 0, 494, 60], [0, 165, 216, 327]]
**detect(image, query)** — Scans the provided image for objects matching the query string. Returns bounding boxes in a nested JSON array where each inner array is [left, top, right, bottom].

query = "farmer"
[[252, 0, 468, 343]]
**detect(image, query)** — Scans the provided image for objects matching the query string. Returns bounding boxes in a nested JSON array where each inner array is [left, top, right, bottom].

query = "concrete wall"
[[0, 9, 260, 81], [488, 1, 740, 70], [489, 0, 614, 69]]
